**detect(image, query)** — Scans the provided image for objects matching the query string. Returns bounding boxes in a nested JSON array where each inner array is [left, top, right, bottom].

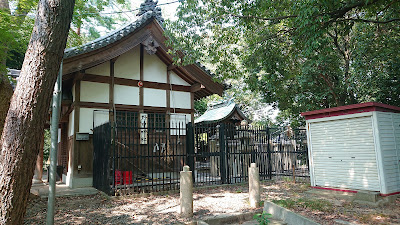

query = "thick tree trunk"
[[0, 0, 75, 224], [0, 80, 13, 136]]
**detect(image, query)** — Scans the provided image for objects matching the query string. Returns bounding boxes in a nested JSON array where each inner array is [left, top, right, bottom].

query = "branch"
[[338, 17, 400, 24], [318, 72, 340, 106], [229, 13, 297, 21], [230, 0, 382, 22]]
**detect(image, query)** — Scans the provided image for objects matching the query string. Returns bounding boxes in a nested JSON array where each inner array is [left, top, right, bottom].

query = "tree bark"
[[0, 0, 75, 224]]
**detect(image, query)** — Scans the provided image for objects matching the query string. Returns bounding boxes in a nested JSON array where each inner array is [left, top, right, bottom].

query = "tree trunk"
[[0, 0, 75, 224], [0, 80, 13, 136]]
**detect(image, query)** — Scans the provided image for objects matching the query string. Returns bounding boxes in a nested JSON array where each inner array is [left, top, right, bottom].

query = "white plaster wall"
[[170, 71, 190, 86], [79, 108, 109, 134], [114, 85, 139, 105], [143, 52, 166, 83], [68, 110, 75, 137], [58, 128, 61, 143], [170, 113, 191, 135], [170, 91, 191, 109], [114, 46, 140, 80], [143, 88, 166, 107], [72, 84, 76, 102], [86, 61, 110, 76], [80, 81, 109, 103]]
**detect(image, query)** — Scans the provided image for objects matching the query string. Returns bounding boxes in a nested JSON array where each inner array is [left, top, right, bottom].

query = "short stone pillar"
[[179, 165, 193, 217], [249, 163, 260, 208]]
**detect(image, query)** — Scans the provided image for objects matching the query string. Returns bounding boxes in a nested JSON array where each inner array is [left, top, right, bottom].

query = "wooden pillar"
[[139, 44, 144, 111], [32, 133, 44, 184], [190, 92, 195, 123], [110, 60, 115, 123]]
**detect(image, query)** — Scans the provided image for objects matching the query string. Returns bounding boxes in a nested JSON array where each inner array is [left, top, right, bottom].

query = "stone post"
[[179, 165, 193, 217], [32, 134, 44, 185], [249, 163, 260, 208]]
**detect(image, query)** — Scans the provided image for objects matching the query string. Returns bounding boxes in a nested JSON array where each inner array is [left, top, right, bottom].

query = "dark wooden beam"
[[167, 64, 177, 71], [74, 101, 193, 114], [191, 83, 205, 92], [139, 44, 144, 109], [81, 73, 192, 92], [110, 60, 115, 123]]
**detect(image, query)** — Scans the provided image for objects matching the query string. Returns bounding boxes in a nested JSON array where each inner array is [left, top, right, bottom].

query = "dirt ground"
[[24, 179, 400, 225]]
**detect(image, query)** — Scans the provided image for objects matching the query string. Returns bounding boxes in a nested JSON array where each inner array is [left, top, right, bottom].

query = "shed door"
[[309, 116, 380, 191]]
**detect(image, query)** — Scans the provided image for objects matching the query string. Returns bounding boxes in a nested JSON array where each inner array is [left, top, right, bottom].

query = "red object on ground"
[[115, 170, 122, 185], [123, 171, 133, 184]]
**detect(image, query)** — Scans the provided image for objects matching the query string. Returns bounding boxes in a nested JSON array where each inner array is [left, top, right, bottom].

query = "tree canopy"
[[166, 0, 400, 126], [0, 0, 129, 71]]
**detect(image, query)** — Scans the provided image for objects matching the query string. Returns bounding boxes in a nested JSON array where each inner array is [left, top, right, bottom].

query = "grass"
[[358, 213, 389, 224], [272, 197, 333, 212]]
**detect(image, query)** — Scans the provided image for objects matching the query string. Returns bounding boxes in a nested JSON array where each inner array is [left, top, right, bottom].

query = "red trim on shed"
[[301, 102, 400, 120], [380, 191, 400, 197], [312, 186, 400, 197]]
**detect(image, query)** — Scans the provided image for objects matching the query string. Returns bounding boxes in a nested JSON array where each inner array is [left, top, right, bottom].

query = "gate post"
[[219, 123, 228, 184], [186, 122, 195, 183], [267, 127, 272, 179]]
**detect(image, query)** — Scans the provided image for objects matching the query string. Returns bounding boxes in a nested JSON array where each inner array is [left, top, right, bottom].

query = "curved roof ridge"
[[64, 9, 163, 59]]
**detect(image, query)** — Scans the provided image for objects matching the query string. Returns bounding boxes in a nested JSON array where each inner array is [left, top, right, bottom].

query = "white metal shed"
[[302, 102, 400, 196]]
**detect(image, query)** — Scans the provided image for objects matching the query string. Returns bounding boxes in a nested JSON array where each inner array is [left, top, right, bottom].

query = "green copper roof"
[[195, 99, 249, 124]]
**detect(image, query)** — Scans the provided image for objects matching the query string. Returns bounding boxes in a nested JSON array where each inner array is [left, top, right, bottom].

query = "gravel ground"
[[24, 179, 400, 225]]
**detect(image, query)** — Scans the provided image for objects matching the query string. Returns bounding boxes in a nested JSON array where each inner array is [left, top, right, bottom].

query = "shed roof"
[[195, 99, 250, 124], [301, 102, 400, 120]]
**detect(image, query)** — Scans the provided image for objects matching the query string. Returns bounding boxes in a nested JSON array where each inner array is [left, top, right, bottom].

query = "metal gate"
[[190, 123, 308, 186], [93, 122, 112, 194]]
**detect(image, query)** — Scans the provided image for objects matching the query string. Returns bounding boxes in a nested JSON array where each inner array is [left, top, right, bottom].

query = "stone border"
[[201, 210, 262, 225], [263, 201, 320, 225]]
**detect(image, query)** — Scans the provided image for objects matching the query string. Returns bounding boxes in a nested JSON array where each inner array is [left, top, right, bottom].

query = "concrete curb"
[[201, 210, 263, 225], [263, 201, 320, 225], [184, 210, 265, 225]]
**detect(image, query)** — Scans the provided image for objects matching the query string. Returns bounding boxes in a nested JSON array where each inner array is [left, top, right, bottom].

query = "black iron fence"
[[92, 112, 308, 195], [191, 123, 308, 186]]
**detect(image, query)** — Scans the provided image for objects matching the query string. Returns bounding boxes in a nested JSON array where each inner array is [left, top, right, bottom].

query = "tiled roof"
[[63, 0, 218, 81], [64, 11, 159, 59]]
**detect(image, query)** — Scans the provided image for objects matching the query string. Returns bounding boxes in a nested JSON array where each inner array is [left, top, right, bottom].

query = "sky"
[[95, 0, 180, 36]]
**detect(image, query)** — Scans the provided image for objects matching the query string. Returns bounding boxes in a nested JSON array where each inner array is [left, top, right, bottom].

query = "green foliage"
[[253, 212, 272, 225], [68, 0, 130, 47], [166, 0, 400, 126], [194, 97, 208, 118], [0, 1, 35, 71], [2, 0, 130, 72], [43, 129, 51, 167]]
